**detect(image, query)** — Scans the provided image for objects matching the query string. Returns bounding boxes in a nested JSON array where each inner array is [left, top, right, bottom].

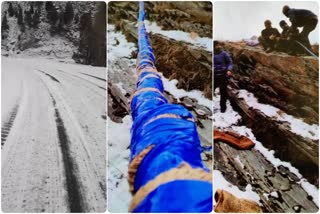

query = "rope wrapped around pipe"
[[128, 1, 212, 212]]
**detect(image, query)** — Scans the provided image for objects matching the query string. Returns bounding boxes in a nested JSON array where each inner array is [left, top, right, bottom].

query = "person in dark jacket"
[[276, 20, 300, 54], [214, 41, 233, 113], [258, 20, 281, 53], [283, 5, 318, 49]]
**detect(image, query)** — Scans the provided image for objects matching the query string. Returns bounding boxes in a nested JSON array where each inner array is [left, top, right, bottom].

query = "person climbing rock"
[[258, 20, 281, 53], [214, 41, 233, 113], [282, 5, 318, 49], [276, 20, 300, 54]]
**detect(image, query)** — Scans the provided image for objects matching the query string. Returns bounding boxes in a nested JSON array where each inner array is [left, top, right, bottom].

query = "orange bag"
[[214, 129, 255, 150]]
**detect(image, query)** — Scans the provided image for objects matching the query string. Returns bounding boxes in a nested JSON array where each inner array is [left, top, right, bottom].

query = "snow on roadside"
[[237, 89, 318, 140], [214, 170, 261, 204], [143, 20, 212, 52], [107, 116, 132, 213], [213, 92, 319, 206]]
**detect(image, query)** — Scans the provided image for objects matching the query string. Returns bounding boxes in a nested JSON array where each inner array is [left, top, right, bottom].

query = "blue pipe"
[[129, 2, 212, 212]]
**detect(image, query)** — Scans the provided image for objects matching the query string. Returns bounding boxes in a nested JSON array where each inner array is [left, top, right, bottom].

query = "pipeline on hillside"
[[127, 1, 212, 212]]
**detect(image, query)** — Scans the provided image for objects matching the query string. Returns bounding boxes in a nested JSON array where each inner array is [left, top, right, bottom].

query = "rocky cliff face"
[[222, 41, 318, 124]]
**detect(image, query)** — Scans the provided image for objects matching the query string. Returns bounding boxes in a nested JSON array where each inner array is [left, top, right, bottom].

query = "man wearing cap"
[[258, 20, 281, 53], [282, 5, 318, 49]]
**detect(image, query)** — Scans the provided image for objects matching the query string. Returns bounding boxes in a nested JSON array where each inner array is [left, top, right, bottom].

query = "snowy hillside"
[[1, 1, 106, 66]]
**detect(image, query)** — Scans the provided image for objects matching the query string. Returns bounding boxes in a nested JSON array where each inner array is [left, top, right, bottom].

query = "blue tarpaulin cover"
[[129, 2, 212, 212]]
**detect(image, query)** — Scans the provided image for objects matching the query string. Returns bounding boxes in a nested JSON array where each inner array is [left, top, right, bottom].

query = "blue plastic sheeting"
[[133, 180, 213, 212], [130, 1, 212, 212]]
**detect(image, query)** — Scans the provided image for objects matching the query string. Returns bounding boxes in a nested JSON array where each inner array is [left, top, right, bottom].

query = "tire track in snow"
[[49, 93, 84, 212], [1, 104, 19, 147], [36, 70, 60, 83], [80, 73, 106, 82], [56, 69, 106, 91]]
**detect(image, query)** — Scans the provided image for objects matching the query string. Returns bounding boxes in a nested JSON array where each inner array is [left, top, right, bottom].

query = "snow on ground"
[[107, 25, 137, 61], [214, 170, 261, 204], [4, 17, 75, 61], [144, 20, 212, 52], [107, 116, 132, 213], [213, 91, 319, 206], [238, 89, 319, 140], [162, 78, 212, 109], [107, 23, 212, 212], [22, 37, 76, 60], [1, 57, 106, 212]]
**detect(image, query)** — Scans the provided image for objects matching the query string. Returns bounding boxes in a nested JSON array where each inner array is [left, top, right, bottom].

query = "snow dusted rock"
[[108, 1, 212, 37], [221, 41, 318, 124], [227, 86, 318, 186]]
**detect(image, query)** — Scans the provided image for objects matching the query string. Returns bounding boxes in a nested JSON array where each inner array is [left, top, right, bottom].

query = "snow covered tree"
[[64, 2, 74, 24], [8, 2, 14, 17]]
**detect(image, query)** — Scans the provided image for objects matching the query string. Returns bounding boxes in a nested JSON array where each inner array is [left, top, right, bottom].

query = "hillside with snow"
[[1, 1, 106, 66]]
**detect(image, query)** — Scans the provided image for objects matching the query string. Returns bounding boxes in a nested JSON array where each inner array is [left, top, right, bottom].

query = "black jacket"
[[261, 28, 280, 40], [288, 8, 318, 28]]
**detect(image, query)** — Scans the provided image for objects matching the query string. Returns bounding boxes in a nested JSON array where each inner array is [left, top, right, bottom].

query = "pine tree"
[[14, 9, 18, 18], [45, 1, 54, 12], [30, 4, 34, 14], [57, 10, 64, 30], [1, 14, 9, 32], [17, 6, 23, 25], [35, 2, 43, 12], [8, 2, 14, 17], [79, 12, 94, 65], [64, 2, 74, 24], [33, 10, 40, 28], [45, 2, 58, 25], [92, 2, 106, 66], [24, 10, 32, 27]]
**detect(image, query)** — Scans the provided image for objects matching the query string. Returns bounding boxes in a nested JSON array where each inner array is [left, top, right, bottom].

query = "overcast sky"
[[214, 1, 319, 44]]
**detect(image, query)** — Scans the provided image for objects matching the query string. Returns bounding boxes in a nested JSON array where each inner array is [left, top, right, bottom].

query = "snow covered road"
[[1, 57, 106, 212]]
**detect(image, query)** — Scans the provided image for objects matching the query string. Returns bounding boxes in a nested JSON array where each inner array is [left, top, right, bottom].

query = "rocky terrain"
[[107, 2, 212, 212], [108, 1, 213, 98], [223, 41, 318, 124], [214, 41, 319, 212]]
